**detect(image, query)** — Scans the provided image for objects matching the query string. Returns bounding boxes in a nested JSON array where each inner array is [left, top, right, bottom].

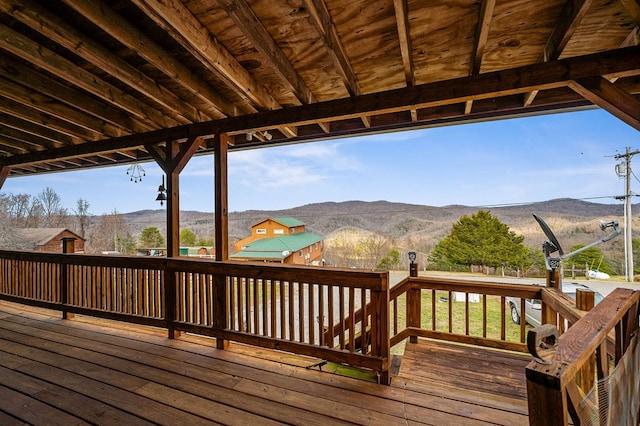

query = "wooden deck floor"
[[0, 301, 530, 425]]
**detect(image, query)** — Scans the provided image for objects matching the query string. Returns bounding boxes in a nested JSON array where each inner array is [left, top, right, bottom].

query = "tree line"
[[0, 188, 633, 276]]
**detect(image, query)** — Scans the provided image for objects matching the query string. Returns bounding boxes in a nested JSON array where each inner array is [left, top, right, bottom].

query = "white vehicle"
[[506, 282, 604, 327]]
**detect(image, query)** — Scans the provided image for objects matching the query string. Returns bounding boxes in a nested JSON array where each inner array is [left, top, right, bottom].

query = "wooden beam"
[[306, 0, 361, 96], [541, 0, 593, 62], [133, 0, 271, 112], [1, 45, 639, 168], [569, 76, 640, 130], [619, 0, 640, 25], [62, 0, 235, 118], [171, 137, 203, 174], [214, 134, 229, 262], [525, 0, 593, 106], [470, 0, 496, 75], [393, 0, 415, 87]]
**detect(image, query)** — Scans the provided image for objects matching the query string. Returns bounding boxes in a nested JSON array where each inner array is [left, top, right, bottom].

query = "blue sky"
[[2, 108, 638, 215]]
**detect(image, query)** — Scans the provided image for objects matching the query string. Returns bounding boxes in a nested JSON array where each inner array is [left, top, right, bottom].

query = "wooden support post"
[[214, 133, 229, 349], [214, 133, 229, 261], [407, 263, 420, 343], [0, 166, 10, 189]]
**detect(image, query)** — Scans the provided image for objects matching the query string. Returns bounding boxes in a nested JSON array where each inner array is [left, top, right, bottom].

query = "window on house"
[[298, 250, 303, 257], [290, 228, 295, 233], [274, 229, 284, 234], [256, 229, 266, 234]]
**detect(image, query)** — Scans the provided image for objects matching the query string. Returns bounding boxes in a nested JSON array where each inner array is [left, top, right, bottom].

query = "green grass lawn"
[[391, 290, 526, 354]]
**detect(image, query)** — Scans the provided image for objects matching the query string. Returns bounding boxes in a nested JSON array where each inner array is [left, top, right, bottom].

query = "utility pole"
[[615, 147, 640, 282]]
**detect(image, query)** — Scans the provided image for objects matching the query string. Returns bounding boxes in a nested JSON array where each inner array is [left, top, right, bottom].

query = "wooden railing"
[[526, 288, 640, 426], [0, 250, 390, 384], [387, 275, 544, 353]]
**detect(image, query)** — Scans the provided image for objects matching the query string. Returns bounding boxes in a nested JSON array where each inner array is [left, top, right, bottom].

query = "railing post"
[[164, 266, 179, 339], [576, 288, 595, 392], [214, 272, 229, 349], [407, 263, 420, 343], [526, 370, 567, 426], [371, 272, 390, 384], [61, 237, 75, 320]]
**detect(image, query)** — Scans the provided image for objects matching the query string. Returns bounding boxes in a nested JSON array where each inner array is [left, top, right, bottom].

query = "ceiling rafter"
[[393, 0, 414, 87], [0, 77, 128, 138], [2, 45, 638, 169], [0, 24, 175, 131], [134, 0, 271, 113], [619, 0, 640, 25], [305, 0, 360, 97], [304, 0, 371, 129], [62, 0, 236, 119], [0, 56, 143, 133], [0, 0, 207, 125], [465, 0, 496, 115], [0, 96, 104, 142], [138, 0, 299, 139], [524, 0, 593, 107]]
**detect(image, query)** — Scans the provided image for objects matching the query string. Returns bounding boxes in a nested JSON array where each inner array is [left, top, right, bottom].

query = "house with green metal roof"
[[231, 218, 324, 265]]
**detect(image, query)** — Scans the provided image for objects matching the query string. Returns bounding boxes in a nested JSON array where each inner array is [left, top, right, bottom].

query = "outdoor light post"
[[408, 251, 417, 277]]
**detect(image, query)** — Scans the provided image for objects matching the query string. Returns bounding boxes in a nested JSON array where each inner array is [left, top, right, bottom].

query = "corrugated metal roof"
[[251, 217, 306, 228], [230, 232, 322, 260]]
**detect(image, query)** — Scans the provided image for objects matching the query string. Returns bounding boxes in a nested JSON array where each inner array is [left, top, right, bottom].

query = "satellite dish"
[[282, 250, 290, 257], [532, 213, 563, 256]]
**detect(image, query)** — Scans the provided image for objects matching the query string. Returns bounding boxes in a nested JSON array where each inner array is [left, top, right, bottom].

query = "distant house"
[[231, 218, 323, 265], [14, 228, 85, 253]]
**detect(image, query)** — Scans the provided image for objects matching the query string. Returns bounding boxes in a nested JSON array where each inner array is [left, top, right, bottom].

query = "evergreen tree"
[[180, 228, 197, 246], [430, 210, 529, 273], [139, 227, 165, 248]]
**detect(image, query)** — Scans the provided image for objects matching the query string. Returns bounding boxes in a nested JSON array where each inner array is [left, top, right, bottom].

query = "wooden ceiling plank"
[[0, 23, 175, 130], [0, 56, 144, 132], [393, 0, 415, 87], [0, 77, 130, 138], [569, 76, 640, 130], [470, 0, 496, 75], [0, 0, 206, 124], [305, 0, 361, 96], [2, 45, 639, 169], [62, 0, 236, 118]]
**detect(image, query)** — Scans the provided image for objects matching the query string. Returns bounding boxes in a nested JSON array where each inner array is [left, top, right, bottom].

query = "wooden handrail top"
[[527, 288, 639, 386], [540, 287, 584, 325], [0, 250, 387, 289], [403, 275, 543, 299]]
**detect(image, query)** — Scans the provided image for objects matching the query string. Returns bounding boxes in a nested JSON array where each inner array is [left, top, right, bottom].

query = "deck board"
[[0, 301, 530, 425]]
